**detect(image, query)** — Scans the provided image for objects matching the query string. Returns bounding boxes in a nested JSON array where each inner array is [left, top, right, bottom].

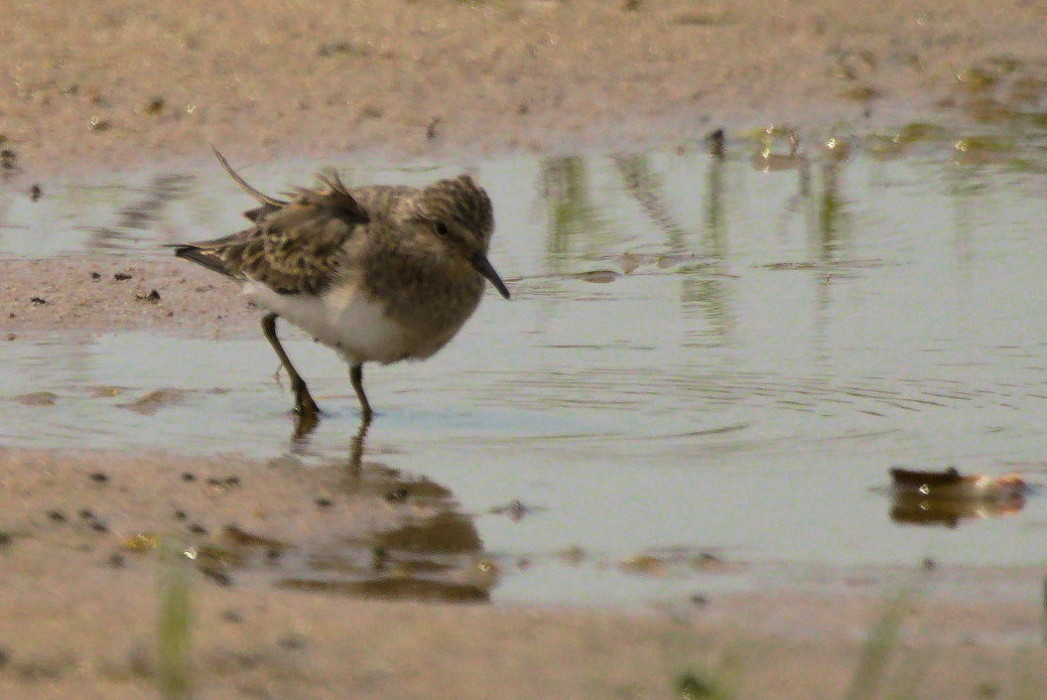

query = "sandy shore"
[[2, 447, 1046, 699], [4, 1, 1047, 697], [1, 0, 1045, 172]]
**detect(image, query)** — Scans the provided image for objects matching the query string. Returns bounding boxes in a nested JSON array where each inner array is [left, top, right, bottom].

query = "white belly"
[[243, 280, 409, 365]]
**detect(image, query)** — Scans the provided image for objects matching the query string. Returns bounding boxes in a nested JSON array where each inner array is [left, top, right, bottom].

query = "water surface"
[[3, 131, 1047, 604]]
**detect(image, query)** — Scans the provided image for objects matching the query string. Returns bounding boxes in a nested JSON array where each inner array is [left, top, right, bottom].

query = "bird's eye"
[[434, 222, 450, 237]]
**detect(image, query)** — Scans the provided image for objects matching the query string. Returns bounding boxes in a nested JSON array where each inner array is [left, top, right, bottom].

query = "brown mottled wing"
[[175, 171, 370, 295]]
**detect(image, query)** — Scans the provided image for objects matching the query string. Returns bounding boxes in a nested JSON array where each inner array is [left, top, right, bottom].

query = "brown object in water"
[[889, 467, 1027, 500], [889, 467, 1028, 527]]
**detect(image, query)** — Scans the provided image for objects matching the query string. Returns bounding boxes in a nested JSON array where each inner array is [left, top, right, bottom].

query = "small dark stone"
[[90, 272, 101, 280], [224, 475, 240, 486], [206, 477, 223, 487], [0, 532, 12, 547], [0, 149, 16, 170], [188, 523, 208, 535], [385, 486, 409, 502], [135, 289, 161, 303], [314, 497, 333, 509], [113, 272, 133, 281], [78, 508, 96, 520], [90, 521, 109, 533], [181, 472, 196, 482], [922, 557, 936, 571], [46, 509, 67, 523], [108, 552, 126, 569], [173, 510, 187, 521], [265, 548, 281, 561], [89, 471, 109, 483], [29, 184, 42, 201], [141, 96, 165, 115], [29, 297, 47, 305], [200, 568, 232, 586], [690, 592, 709, 607]]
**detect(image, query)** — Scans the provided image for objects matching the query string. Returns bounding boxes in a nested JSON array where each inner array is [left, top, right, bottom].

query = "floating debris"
[[117, 388, 187, 414], [14, 392, 58, 406], [889, 467, 1028, 527], [489, 499, 539, 521], [890, 467, 1027, 500], [557, 545, 585, 565], [620, 547, 736, 576], [746, 125, 805, 172], [574, 270, 619, 283], [822, 136, 852, 161], [620, 554, 669, 576], [86, 385, 125, 399], [618, 252, 656, 274]]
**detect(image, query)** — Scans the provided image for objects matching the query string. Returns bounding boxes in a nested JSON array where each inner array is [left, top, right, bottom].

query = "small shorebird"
[[175, 150, 510, 428]]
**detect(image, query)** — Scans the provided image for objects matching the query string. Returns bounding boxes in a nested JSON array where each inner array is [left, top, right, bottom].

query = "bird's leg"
[[349, 363, 373, 425], [261, 313, 321, 417]]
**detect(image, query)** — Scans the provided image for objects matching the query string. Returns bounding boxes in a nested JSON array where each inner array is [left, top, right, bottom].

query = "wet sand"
[[1, 0, 1045, 170], [4, 1, 1047, 697], [2, 446, 1046, 699]]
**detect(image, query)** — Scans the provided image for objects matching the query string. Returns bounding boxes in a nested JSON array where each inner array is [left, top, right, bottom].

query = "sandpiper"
[[174, 150, 510, 427]]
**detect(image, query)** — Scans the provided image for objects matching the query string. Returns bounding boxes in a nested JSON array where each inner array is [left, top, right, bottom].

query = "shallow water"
[[3, 130, 1047, 604]]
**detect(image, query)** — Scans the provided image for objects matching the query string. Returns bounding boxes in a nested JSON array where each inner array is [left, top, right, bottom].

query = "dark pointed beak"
[[471, 253, 511, 300]]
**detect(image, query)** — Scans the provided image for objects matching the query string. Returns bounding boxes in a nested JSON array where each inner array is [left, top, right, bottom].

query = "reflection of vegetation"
[[815, 160, 850, 259], [613, 152, 733, 344], [704, 146, 726, 253], [613, 154, 688, 246], [538, 155, 606, 273]]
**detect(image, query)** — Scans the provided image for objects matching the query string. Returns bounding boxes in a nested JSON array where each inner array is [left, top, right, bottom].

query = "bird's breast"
[[243, 280, 411, 365]]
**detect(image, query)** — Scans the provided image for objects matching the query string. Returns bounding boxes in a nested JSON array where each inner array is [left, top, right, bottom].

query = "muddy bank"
[[0, 257, 254, 336], [1, 447, 1045, 699]]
